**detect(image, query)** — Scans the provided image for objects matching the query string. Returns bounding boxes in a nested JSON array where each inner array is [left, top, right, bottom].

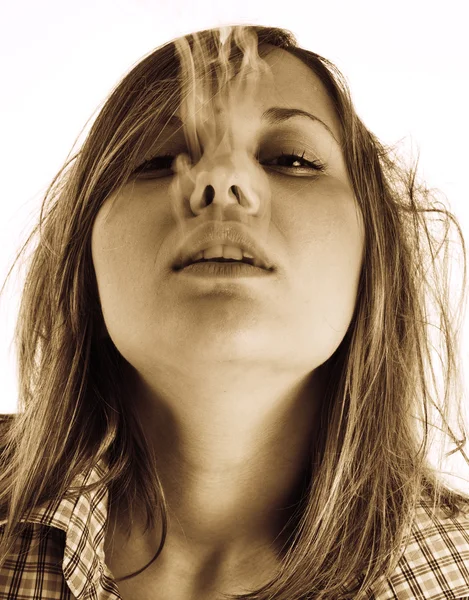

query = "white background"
[[1, 0, 468, 490]]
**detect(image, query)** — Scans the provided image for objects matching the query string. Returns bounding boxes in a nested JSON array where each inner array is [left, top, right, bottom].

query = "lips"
[[172, 223, 275, 272], [190, 256, 256, 266]]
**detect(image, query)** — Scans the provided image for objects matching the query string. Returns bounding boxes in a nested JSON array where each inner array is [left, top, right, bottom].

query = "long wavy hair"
[[0, 24, 468, 600]]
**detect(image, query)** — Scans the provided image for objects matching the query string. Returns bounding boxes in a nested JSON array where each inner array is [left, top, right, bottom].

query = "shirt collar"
[[0, 456, 115, 599]]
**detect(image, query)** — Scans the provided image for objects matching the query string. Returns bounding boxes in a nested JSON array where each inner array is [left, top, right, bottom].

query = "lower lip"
[[176, 262, 273, 277]]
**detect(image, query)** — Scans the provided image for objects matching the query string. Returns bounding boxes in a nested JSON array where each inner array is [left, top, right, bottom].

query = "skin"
[[92, 45, 365, 598]]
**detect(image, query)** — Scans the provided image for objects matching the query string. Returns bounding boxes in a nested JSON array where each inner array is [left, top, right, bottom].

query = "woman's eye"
[[133, 153, 176, 177], [261, 148, 325, 174], [133, 148, 326, 178]]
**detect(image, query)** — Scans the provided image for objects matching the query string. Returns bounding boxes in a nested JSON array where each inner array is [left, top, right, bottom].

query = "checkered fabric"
[[1, 440, 469, 598]]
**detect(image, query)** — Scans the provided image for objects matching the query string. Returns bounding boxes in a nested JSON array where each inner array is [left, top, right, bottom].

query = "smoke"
[[168, 25, 275, 249]]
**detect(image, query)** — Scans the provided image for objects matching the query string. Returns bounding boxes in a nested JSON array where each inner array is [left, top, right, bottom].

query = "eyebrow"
[[161, 106, 339, 144], [262, 106, 339, 144]]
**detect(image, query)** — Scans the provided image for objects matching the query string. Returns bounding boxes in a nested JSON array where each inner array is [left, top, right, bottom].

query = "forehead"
[[254, 45, 341, 141], [164, 45, 341, 147]]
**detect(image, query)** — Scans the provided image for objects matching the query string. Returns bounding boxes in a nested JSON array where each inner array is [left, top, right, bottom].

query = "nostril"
[[230, 185, 241, 201], [203, 185, 215, 205]]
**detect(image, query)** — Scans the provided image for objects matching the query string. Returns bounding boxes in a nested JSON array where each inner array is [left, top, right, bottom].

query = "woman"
[[0, 24, 468, 600]]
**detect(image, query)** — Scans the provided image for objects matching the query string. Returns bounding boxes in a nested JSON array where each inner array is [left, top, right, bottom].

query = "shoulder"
[[368, 496, 469, 599]]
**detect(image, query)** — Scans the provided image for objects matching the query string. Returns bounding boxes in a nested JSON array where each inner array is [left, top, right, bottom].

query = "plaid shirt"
[[1, 457, 469, 599]]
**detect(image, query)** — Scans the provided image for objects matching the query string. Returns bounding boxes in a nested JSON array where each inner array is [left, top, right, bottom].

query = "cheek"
[[275, 176, 364, 343], [273, 173, 364, 258], [90, 191, 168, 318], [91, 184, 171, 263]]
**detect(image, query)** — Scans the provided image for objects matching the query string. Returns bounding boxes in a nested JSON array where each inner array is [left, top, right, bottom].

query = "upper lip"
[[172, 223, 275, 271]]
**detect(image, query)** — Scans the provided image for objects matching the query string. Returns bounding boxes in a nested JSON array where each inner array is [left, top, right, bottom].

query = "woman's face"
[[91, 47, 365, 382]]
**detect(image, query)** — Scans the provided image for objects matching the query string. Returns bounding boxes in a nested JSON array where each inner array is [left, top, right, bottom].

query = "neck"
[[124, 363, 323, 557]]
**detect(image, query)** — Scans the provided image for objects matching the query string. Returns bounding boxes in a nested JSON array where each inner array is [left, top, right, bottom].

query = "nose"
[[189, 155, 261, 217], [202, 182, 241, 206], [168, 147, 272, 227]]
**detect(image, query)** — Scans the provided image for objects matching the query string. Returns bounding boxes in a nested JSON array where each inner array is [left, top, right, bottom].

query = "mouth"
[[175, 260, 273, 277], [174, 257, 274, 271], [183, 257, 255, 266], [171, 223, 276, 273]]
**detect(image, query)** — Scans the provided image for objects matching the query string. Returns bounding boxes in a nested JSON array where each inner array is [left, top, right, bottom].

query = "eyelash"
[[134, 148, 326, 176], [265, 148, 326, 173]]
